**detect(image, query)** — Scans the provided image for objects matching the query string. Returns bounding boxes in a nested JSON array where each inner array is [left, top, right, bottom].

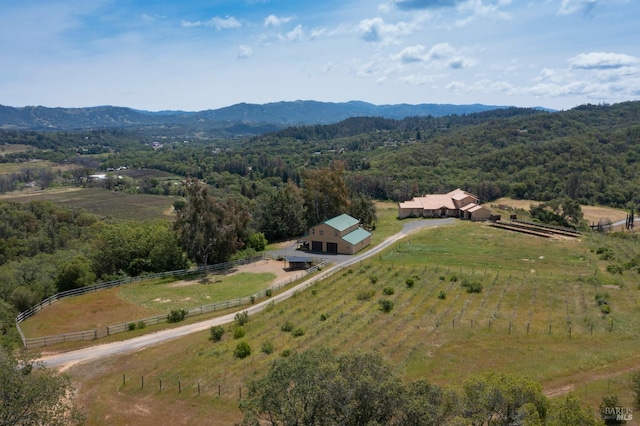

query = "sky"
[[1, 0, 639, 112]]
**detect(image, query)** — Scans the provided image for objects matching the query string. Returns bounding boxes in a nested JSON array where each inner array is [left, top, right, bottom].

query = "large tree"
[[174, 178, 250, 265], [253, 182, 306, 241], [302, 162, 350, 226], [0, 348, 85, 426]]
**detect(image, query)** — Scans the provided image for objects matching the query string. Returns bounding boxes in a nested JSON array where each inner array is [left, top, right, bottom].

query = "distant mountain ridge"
[[0, 100, 530, 132]]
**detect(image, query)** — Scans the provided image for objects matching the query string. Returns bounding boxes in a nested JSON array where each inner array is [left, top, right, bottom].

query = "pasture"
[[0, 186, 175, 221], [66, 221, 640, 425]]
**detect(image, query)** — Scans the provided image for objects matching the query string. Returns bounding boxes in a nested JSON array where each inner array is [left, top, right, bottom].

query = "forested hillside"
[[1, 102, 639, 208]]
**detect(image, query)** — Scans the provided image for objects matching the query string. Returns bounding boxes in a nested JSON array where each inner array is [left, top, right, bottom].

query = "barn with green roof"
[[300, 213, 372, 255]]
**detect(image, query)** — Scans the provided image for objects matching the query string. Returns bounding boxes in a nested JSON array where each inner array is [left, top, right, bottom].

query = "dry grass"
[[493, 197, 629, 224]]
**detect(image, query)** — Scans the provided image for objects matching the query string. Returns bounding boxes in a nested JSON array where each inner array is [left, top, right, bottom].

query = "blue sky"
[[1, 0, 638, 111]]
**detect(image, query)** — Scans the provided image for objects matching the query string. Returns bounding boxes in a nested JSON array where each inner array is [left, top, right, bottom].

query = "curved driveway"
[[40, 218, 454, 370]]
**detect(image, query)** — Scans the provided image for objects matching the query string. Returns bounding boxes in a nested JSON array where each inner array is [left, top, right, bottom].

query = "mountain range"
[[0, 100, 536, 133]]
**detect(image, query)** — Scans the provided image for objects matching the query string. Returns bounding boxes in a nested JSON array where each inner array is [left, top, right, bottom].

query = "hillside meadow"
[[65, 220, 640, 425]]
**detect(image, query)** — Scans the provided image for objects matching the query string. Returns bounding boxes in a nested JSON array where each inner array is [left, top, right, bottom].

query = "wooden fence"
[[106, 260, 330, 336], [18, 258, 329, 348]]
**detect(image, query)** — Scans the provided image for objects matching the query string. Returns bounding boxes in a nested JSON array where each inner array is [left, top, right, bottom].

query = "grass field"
[[65, 220, 640, 425], [0, 143, 36, 155], [0, 187, 175, 221], [20, 271, 277, 338]]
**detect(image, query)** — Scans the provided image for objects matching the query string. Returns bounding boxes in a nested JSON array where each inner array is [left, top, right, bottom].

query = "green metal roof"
[[342, 228, 372, 245], [324, 213, 359, 232]]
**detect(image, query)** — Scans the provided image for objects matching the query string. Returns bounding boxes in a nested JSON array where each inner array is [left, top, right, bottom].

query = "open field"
[[0, 186, 175, 221], [493, 197, 629, 225], [20, 260, 297, 338], [65, 220, 640, 425], [0, 143, 36, 155]]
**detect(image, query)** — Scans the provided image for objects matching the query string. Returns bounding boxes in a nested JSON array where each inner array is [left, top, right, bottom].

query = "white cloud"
[[394, 44, 427, 63], [237, 45, 252, 59], [569, 52, 639, 70], [393, 43, 473, 68], [264, 14, 295, 27], [357, 17, 418, 44], [286, 25, 305, 41], [558, 0, 598, 15], [181, 16, 241, 30]]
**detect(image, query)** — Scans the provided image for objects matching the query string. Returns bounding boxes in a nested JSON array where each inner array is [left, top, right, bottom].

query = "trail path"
[[40, 219, 453, 370]]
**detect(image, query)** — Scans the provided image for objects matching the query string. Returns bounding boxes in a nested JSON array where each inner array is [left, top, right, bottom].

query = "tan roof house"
[[300, 213, 372, 255], [398, 188, 490, 221]]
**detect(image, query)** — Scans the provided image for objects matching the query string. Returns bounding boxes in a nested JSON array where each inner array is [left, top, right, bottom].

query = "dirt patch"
[[493, 197, 628, 224], [166, 259, 300, 289]]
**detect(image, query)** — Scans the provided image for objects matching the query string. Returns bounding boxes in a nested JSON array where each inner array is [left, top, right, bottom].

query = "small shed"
[[284, 256, 313, 271]]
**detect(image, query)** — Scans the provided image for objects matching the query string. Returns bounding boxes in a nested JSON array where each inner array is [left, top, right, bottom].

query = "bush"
[[281, 349, 292, 357], [369, 275, 378, 284], [235, 311, 250, 326], [383, 287, 395, 295], [439, 275, 445, 281], [281, 321, 294, 332], [128, 322, 136, 331], [606, 264, 624, 275], [320, 313, 328, 321], [291, 327, 305, 337], [261, 341, 274, 354], [234, 341, 252, 359], [167, 309, 188, 323], [265, 288, 273, 297], [210, 325, 225, 342], [450, 275, 458, 282], [600, 304, 611, 315], [233, 326, 246, 339], [438, 290, 446, 300], [136, 321, 146, 329], [378, 299, 394, 313], [357, 289, 376, 300], [405, 278, 415, 288], [311, 289, 317, 295], [462, 279, 483, 293]]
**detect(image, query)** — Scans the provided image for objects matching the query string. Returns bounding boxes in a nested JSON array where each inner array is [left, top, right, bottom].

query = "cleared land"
[[64, 220, 640, 425]]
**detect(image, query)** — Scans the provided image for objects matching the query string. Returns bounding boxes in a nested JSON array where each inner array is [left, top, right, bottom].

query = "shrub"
[[235, 311, 250, 326], [281, 349, 291, 357], [369, 275, 378, 284], [261, 341, 274, 355], [291, 327, 305, 337], [405, 278, 415, 288], [600, 304, 611, 315], [311, 289, 317, 295], [378, 299, 394, 313], [210, 325, 225, 342], [438, 290, 446, 300], [136, 321, 146, 329], [265, 288, 272, 297], [233, 326, 246, 339], [595, 293, 610, 306], [450, 275, 458, 282], [281, 321, 294, 332], [127, 322, 136, 331], [462, 279, 483, 293], [606, 264, 624, 275], [357, 289, 376, 300], [234, 341, 252, 359], [383, 287, 395, 295], [167, 309, 188, 323], [320, 313, 328, 321], [439, 275, 445, 281]]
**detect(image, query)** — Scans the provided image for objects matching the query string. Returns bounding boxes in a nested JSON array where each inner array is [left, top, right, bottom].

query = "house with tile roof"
[[398, 188, 492, 221], [299, 213, 372, 255]]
